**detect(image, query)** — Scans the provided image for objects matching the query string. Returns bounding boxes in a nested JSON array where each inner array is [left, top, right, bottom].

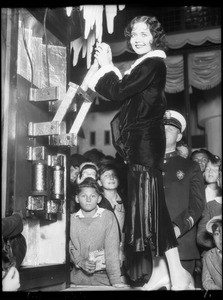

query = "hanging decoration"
[[115, 50, 221, 93], [70, 5, 125, 68], [165, 55, 184, 93], [108, 28, 221, 56], [188, 50, 221, 90]]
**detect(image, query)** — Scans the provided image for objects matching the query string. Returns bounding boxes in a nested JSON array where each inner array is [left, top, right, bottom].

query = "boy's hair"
[[76, 177, 103, 196], [190, 148, 212, 160], [98, 163, 119, 178], [208, 154, 222, 170], [70, 153, 87, 168], [78, 162, 99, 178], [83, 148, 105, 165]]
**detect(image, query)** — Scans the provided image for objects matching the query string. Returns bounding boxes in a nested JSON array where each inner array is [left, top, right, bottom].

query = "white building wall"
[[77, 110, 118, 157]]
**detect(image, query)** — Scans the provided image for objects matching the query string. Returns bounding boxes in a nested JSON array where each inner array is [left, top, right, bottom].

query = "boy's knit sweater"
[[69, 207, 121, 285]]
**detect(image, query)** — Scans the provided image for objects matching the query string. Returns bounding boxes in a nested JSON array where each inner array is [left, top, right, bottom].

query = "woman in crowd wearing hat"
[[84, 15, 194, 290], [202, 215, 222, 290]]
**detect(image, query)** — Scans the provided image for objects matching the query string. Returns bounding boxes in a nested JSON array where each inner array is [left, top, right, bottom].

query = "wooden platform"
[[62, 284, 142, 291]]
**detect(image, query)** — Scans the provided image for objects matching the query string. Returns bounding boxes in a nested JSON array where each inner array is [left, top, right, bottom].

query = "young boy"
[[69, 177, 125, 287], [202, 215, 222, 290], [71, 161, 99, 214], [98, 163, 126, 268]]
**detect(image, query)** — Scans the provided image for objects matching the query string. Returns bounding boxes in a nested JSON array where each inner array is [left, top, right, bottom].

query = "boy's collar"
[[75, 206, 104, 218]]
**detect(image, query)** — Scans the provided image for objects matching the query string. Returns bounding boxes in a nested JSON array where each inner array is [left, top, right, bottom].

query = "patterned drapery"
[[165, 55, 184, 93], [188, 50, 221, 90], [115, 50, 221, 93]]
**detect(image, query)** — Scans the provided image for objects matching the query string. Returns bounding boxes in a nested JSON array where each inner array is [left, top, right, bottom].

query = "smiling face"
[[130, 21, 153, 56], [99, 169, 119, 191], [75, 186, 101, 216], [204, 161, 220, 184]]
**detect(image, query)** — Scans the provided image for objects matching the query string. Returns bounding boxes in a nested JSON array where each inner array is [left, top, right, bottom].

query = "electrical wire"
[[21, 15, 34, 88], [43, 8, 50, 87]]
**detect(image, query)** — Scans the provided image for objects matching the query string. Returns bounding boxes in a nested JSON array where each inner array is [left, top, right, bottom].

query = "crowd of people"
[[68, 132, 222, 290]]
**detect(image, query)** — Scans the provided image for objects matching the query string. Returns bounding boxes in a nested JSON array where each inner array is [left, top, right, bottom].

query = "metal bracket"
[[28, 121, 66, 137], [26, 196, 46, 211], [49, 154, 64, 167], [49, 133, 77, 147], [26, 146, 48, 161], [46, 200, 63, 214], [29, 86, 60, 102]]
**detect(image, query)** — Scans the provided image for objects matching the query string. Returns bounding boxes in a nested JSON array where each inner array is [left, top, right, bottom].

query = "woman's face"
[[130, 22, 153, 56]]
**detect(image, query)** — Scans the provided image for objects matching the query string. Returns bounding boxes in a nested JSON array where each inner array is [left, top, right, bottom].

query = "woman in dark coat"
[[86, 15, 193, 290]]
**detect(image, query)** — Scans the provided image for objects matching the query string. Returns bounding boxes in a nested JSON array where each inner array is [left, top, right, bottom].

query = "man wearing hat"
[[162, 110, 206, 279]]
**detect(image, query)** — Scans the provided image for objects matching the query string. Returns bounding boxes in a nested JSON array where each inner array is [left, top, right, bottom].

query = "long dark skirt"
[[124, 164, 178, 283]]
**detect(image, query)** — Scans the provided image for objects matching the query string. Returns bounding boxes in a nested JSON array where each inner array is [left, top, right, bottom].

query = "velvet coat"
[[89, 52, 179, 281], [91, 55, 167, 170]]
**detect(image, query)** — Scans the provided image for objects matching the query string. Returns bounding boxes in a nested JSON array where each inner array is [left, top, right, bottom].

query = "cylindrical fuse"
[[32, 161, 48, 195], [51, 165, 64, 199]]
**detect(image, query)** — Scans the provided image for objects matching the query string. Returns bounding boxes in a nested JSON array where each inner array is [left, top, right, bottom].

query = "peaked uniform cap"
[[163, 110, 186, 133]]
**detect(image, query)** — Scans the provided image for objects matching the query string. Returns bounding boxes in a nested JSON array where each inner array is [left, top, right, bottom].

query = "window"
[[104, 130, 110, 145], [90, 131, 96, 146]]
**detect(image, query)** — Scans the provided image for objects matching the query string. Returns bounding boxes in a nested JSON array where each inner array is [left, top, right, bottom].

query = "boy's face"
[[192, 153, 209, 172], [213, 226, 222, 251], [75, 187, 101, 213], [204, 162, 220, 183], [81, 168, 97, 181], [99, 170, 119, 190]]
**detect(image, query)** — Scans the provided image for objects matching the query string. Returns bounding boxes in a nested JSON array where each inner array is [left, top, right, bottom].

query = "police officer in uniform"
[[163, 110, 205, 277]]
